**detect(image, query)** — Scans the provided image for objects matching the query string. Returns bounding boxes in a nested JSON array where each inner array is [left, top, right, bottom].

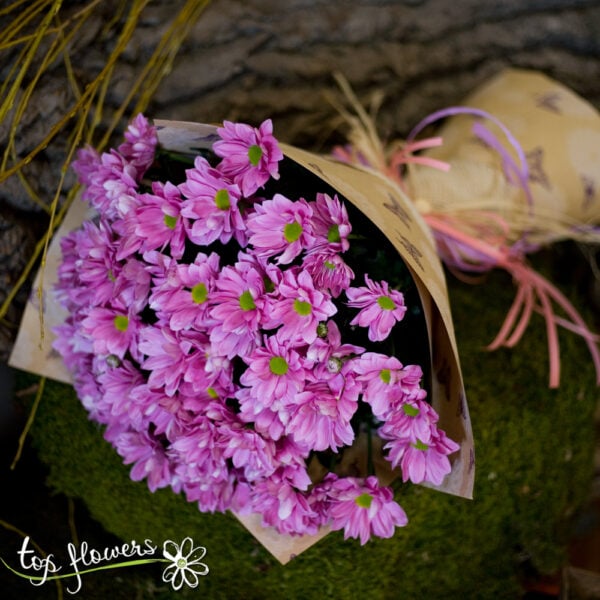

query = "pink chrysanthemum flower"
[[112, 257, 153, 315], [250, 471, 320, 536], [72, 365, 107, 421], [171, 416, 231, 508], [174, 456, 230, 496], [384, 429, 460, 486], [117, 113, 157, 179], [286, 379, 359, 451], [178, 348, 234, 403], [149, 252, 220, 332], [182, 473, 238, 514], [310, 192, 352, 253], [197, 351, 236, 398], [52, 319, 93, 375], [57, 351, 107, 421], [325, 475, 408, 545], [267, 268, 337, 345], [117, 181, 187, 260], [57, 219, 120, 308], [218, 421, 277, 481], [144, 391, 199, 441], [55, 229, 83, 304], [302, 251, 355, 298], [108, 426, 173, 493], [238, 333, 306, 409], [237, 388, 288, 441], [71, 145, 101, 187], [178, 378, 236, 416], [138, 325, 209, 397], [246, 194, 315, 264], [273, 435, 312, 473], [74, 147, 140, 220], [179, 156, 245, 246], [346, 275, 407, 342], [113, 383, 174, 436], [353, 352, 408, 419], [209, 260, 267, 359], [81, 306, 142, 361], [213, 118, 283, 197], [170, 413, 226, 468], [378, 396, 439, 444], [97, 359, 145, 423], [237, 249, 283, 293]]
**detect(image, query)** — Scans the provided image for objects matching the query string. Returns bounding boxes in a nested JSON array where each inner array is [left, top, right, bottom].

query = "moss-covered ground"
[[22, 257, 599, 599]]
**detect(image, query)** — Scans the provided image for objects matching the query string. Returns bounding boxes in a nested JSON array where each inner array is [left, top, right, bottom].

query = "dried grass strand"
[[0, 0, 149, 186], [1, 5, 82, 177], [0, 0, 60, 124], [0, 0, 52, 46], [0, 0, 103, 50], [10, 377, 46, 470]]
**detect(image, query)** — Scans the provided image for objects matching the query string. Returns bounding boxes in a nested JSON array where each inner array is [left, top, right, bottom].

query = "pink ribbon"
[[387, 137, 450, 192], [425, 215, 600, 388]]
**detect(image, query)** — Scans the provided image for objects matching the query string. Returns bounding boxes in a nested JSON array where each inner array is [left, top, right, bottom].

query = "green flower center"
[[214, 189, 231, 210], [413, 439, 429, 451], [327, 224, 341, 243], [379, 369, 391, 384], [324, 260, 336, 270], [403, 403, 420, 417], [191, 282, 208, 304], [207, 387, 218, 399], [355, 493, 373, 508], [239, 290, 256, 311], [269, 356, 289, 376], [377, 295, 396, 310], [163, 213, 178, 229], [283, 221, 302, 243], [293, 299, 312, 316], [113, 315, 129, 332], [263, 277, 275, 293], [177, 558, 187, 568], [248, 144, 263, 166]]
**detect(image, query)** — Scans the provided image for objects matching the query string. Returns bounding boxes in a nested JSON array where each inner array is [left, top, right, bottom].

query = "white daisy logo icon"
[[161, 537, 209, 590]]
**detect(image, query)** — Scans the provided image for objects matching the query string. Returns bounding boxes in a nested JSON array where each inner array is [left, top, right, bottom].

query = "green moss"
[[27, 265, 597, 599]]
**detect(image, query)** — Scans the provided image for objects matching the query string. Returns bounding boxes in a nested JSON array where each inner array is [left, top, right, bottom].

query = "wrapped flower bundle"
[[51, 114, 466, 553], [6, 68, 597, 584]]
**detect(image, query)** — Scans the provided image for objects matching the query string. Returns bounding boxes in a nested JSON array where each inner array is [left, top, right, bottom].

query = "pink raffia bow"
[[337, 105, 600, 388], [425, 214, 600, 388]]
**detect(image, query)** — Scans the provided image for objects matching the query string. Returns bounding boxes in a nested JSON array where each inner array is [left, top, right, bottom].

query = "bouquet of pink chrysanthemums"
[[53, 114, 460, 546]]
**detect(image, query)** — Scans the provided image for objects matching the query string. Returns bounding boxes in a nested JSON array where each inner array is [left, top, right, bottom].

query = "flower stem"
[[367, 421, 374, 477]]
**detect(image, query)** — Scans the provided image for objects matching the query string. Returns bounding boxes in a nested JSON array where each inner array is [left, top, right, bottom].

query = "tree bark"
[[2, 0, 600, 358]]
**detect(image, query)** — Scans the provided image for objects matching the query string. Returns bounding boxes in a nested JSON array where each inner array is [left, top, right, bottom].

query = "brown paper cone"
[[410, 68, 600, 244]]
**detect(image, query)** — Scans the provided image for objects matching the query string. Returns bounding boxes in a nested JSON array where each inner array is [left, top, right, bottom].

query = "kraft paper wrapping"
[[409, 68, 600, 245], [9, 199, 95, 384], [9, 120, 473, 564]]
